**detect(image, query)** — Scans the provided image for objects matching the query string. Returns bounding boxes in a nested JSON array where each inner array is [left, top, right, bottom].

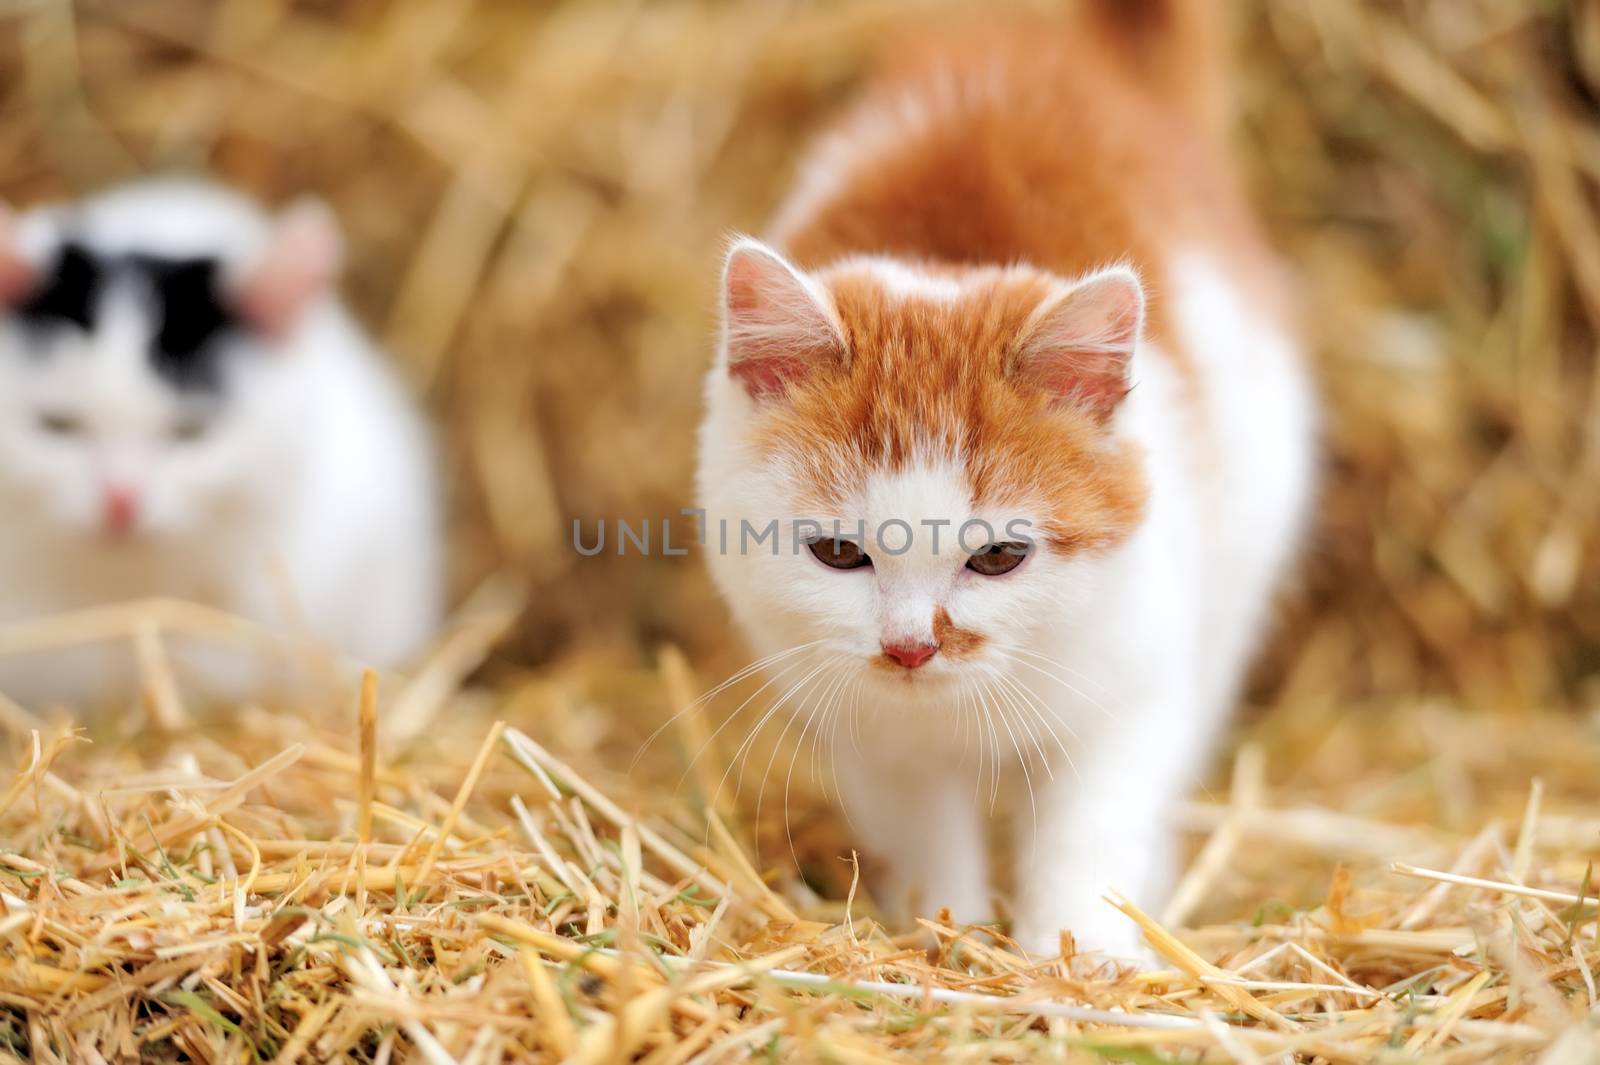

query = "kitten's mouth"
[[868, 654, 953, 682]]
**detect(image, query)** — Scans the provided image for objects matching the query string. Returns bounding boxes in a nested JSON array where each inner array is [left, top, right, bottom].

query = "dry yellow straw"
[[357, 670, 378, 845], [413, 719, 507, 887]]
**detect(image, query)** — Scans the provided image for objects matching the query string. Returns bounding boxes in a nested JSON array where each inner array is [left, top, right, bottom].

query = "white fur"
[[698, 236, 1315, 957], [0, 179, 443, 709]]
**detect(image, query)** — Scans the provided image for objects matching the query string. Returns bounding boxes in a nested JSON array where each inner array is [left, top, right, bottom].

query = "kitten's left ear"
[[233, 198, 344, 339], [720, 237, 844, 400], [1017, 266, 1144, 421], [0, 202, 37, 306]]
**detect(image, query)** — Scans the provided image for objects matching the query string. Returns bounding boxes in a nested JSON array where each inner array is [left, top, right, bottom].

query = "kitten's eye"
[[36, 411, 82, 438], [966, 542, 1029, 576], [170, 416, 210, 443], [807, 537, 871, 570]]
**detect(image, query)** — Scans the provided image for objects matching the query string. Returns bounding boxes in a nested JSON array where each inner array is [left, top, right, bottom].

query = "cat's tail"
[[1078, 0, 1229, 139]]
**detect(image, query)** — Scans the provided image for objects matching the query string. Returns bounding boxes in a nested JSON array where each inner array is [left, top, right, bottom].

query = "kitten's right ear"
[[720, 237, 844, 400], [234, 197, 344, 340], [0, 202, 38, 306]]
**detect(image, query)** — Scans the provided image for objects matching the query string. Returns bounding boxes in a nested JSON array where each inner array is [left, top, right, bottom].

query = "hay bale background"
[[3, 0, 1594, 712]]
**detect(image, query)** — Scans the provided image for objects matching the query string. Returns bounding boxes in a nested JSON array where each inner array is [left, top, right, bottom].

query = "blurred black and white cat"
[[0, 179, 442, 707]]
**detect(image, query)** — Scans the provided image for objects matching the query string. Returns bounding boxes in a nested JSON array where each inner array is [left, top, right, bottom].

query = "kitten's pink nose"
[[881, 641, 937, 669], [102, 485, 139, 536]]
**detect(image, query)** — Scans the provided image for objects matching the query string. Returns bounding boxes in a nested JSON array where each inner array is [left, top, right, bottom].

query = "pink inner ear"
[[0, 207, 36, 306], [234, 201, 342, 340], [1020, 270, 1144, 420], [0, 254, 34, 306], [722, 242, 842, 400]]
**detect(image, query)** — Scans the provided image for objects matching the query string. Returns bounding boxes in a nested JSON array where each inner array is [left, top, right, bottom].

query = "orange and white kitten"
[[697, 3, 1315, 957]]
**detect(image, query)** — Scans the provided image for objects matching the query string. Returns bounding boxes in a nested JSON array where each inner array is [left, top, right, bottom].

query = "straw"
[[0, 596, 1595, 1061]]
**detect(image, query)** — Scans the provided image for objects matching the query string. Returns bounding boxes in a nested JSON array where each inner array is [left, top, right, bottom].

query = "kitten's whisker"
[[985, 683, 1004, 812], [779, 661, 853, 874], [965, 674, 1003, 814], [847, 679, 866, 757], [959, 676, 980, 805], [961, 687, 975, 775], [709, 656, 833, 838], [954, 678, 971, 768], [993, 648, 1120, 723], [732, 657, 835, 802], [809, 661, 852, 797], [677, 652, 817, 798], [674, 648, 820, 783], [802, 661, 853, 800], [822, 671, 856, 805], [737, 657, 841, 868], [638, 640, 827, 771], [997, 648, 1118, 723], [748, 658, 849, 860], [819, 673, 847, 801], [957, 676, 982, 806], [810, 671, 862, 834], [1004, 645, 1119, 700], [961, 679, 978, 769], [983, 665, 1055, 777], [981, 673, 1032, 818], [808, 700, 828, 804], [987, 665, 1073, 762], [985, 671, 1057, 869], [983, 672, 1039, 859], [996, 669, 1083, 786], [829, 677, 864, 834], [778, 660, 855, 863]]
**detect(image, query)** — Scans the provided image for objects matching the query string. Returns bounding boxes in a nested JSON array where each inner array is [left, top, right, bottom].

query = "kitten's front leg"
[[832, 741, 993, 928], [1011, 705, 1202, 961]]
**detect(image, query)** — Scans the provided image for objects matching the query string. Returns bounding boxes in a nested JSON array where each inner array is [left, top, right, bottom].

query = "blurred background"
[[3, 0, 1596, 721], [8, 9, 1600, 1055]]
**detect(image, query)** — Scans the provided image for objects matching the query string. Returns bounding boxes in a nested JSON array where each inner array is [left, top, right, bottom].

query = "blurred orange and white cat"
[[697, 2, 1315, 956]]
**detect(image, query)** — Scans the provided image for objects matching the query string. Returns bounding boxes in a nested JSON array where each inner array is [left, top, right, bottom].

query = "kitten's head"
[[0, 179, 342, 542], [698, 238, 1149, 701]]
